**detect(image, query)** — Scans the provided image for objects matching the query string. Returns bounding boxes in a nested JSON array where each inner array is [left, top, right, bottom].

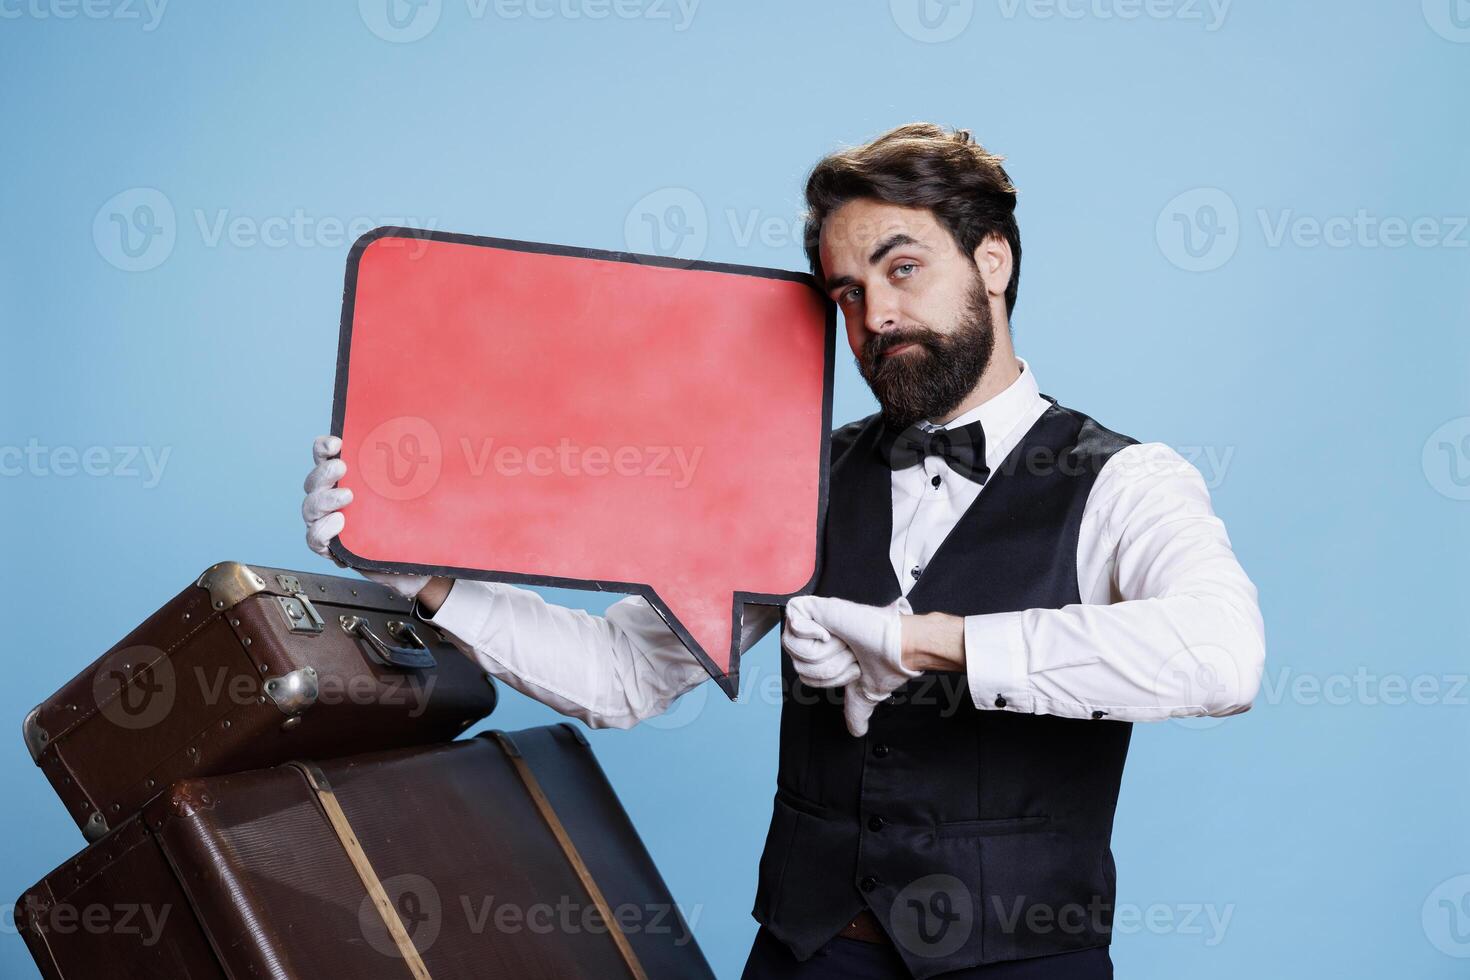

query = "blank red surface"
[[335, 235, 830, 691]]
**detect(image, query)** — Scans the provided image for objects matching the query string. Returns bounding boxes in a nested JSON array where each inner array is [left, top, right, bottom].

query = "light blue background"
[[2, 1, 1467, 976]]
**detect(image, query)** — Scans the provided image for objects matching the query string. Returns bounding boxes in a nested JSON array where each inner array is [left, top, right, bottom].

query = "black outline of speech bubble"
[[328, 226, 835, 701]]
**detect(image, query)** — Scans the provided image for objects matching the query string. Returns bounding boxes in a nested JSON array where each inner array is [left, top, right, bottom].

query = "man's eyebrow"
[[823, 233, 930, 294], [824, 272, 858, 294], [869, 233, 927, 265]]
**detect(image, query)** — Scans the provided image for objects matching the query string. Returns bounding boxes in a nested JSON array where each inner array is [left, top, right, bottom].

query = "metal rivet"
[[243, 637, 252, 646], [231, 619, 240, 627]]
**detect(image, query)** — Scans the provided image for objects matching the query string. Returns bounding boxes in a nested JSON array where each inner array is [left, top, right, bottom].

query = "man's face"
[[818, 199, 997, 431]]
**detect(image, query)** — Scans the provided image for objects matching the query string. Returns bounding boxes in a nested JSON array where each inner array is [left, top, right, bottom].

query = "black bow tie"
[[877, 418, 990, 484]]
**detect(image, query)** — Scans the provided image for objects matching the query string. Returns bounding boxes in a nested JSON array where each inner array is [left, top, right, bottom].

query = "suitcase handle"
[[339, 615, 437, 670]]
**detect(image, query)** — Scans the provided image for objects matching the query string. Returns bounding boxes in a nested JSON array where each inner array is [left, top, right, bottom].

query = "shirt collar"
[[916, 356, 1040, 446]]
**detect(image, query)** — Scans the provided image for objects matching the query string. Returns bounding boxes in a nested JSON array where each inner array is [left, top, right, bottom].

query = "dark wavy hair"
[[802, 123, 1022, 317]]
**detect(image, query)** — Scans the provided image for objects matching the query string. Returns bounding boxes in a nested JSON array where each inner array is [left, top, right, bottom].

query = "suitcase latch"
[[276, 594, 325, 635]]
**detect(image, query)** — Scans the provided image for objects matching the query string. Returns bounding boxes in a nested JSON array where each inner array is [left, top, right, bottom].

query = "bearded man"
[[303, 122, 1266, 979]]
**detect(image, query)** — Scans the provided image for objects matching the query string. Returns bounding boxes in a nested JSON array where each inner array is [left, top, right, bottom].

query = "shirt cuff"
[[964, 611, 1030, 712]]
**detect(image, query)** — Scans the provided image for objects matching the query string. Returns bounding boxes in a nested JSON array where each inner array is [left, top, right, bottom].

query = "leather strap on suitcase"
[[289, 761, 434, 980], [289, 739, 649, 980], [489, 730, 649, 980]]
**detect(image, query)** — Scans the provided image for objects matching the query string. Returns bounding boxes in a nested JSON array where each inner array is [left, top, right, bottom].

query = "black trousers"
[[740, 926, 1113, 980]]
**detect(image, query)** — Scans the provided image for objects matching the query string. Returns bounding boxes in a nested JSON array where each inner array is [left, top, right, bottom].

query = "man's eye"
[[893, 263, 917, 278], [841, 287, 862, 305]]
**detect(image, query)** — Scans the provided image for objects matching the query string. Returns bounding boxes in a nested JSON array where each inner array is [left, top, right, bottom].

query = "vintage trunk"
[[25, 561, 499, 841], [16, 726, 714, 979]]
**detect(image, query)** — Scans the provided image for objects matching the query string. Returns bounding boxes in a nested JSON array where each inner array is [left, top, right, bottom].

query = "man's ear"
[[971, 233, 1013, 301]]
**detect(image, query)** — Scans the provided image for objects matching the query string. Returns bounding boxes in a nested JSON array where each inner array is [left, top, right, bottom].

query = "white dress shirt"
[[415, 356, 1265, 729]]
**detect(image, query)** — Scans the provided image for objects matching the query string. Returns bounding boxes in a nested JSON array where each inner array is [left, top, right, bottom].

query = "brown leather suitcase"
[[15, 726, 714, 979], [24, 561, 499, 841]]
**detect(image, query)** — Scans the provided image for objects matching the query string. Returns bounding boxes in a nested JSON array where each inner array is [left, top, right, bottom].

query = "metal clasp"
[[276, 594, 325, 635], [274, 574, 325, 635]]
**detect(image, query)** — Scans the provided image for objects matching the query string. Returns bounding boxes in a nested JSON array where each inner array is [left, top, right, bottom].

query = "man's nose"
[[864, 284, 901, 335]]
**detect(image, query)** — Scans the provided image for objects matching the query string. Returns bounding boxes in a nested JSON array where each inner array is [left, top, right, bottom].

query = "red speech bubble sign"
[[329, 228, 834, 699]]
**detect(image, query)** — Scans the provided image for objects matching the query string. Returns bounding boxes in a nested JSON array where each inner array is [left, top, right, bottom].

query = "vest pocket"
[[753, 792, 804, 923], [774, 785, 834, 821], [934, 814, 1051, 838]]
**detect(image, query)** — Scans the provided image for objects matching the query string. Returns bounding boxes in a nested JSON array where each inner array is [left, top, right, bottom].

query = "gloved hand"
[[785, 594, 920, 737], [781, 605, 863, 689], [302, 435, 431, 600]]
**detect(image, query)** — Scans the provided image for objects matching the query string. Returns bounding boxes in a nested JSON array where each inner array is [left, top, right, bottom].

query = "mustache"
[[864, 327, 942, 363]]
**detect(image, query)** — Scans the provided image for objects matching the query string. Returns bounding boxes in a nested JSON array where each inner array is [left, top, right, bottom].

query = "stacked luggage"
[[15, 561, 714, 979]]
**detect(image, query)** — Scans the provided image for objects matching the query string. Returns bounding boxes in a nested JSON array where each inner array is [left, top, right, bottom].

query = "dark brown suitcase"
[[16, 726, 714, 979], [25, 561, 499, 841]]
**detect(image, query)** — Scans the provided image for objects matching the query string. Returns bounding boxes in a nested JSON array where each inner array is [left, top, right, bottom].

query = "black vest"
[[751, 395, 1138, 978]]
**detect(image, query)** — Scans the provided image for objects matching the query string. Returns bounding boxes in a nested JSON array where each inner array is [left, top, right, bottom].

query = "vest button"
[[994, 695, 1007, 708], [859, 875, 878, 893], [872, 743, 889, 758], [1092, 710, 1106, 719], [867, 815, 885, 832]]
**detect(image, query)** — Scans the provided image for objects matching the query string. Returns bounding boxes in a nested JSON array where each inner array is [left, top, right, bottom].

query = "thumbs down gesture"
[[782, 594, 921, 737]]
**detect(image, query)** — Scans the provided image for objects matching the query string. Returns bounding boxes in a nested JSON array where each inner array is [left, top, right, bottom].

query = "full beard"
[[857, 275, 996, 432]]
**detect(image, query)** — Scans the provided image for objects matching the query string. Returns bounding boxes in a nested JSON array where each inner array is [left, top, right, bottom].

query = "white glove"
[[302, 435, 431, 600], [781, 605, 862, 689], [785, 594, 920, 737]]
